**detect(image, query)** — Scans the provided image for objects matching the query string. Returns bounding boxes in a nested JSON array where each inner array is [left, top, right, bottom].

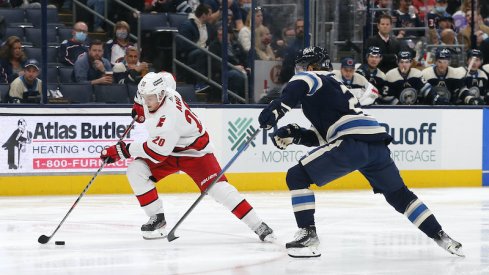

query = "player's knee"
[[126, 159, 151, 184], [286, 164, 312, 191], [207, 181, 241, 206], [383, 186, 418, 213]]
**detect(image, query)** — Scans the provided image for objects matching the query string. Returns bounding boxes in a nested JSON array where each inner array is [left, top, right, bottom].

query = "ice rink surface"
[[0, 187, 488, 275]]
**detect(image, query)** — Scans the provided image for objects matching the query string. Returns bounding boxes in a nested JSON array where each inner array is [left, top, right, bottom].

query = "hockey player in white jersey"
[[100, 72, 275, 241]]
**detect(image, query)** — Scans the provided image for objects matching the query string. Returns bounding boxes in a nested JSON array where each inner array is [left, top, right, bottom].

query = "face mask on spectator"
[[262, 36, 271, 45], [116, 31, 128, 39], [75, 31, 87, 42], [435, 6, 446, 13], [242, 3, 251, 11]]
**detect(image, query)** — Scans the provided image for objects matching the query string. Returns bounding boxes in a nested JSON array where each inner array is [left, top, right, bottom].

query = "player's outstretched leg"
[[207, 181, 276, 242], [285, 164, 321, 258], [384, 186, 464, 257], [127, 159, 167, 239]]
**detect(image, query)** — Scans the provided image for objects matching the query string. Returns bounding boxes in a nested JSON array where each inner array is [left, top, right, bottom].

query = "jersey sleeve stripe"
[[292, 73, 321, 95], [173, 131, 210, 152], [143, 142, 168, 162]]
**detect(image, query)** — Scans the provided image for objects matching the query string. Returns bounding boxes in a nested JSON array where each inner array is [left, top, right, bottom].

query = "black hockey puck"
[[55, 241, 65, 245]]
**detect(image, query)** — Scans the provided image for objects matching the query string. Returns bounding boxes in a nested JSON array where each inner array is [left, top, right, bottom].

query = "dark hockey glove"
[[100, 141, 131, 164], [272, 124, 302, 150], [466, 97, 485, 105], [258, 100, 290, 129], [131, 102, 145, 123]]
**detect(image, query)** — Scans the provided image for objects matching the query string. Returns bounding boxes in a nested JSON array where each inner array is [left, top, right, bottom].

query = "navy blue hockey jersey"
[[279, 71, 391, 144]]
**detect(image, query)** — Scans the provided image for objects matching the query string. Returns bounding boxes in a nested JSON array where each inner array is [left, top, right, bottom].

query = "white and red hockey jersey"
[[128, 90, 213, 163]]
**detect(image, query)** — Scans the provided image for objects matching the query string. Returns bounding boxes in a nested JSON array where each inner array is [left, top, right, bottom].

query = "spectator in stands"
[[7, 59, 42, 103], [427, 0, 452, 30], [428, 15, 455, 44], [0, 36, 27, 84], [392, 0, 423, 38], [458, 10, 489, 50], [105, 21, 134, 65], [238, 0, 251, 22], [238, 6, 263, 52], [87, 0, 105, 32], [365, 14, 402, 73], [480, 35, 489, 65], [278, 18, 305, 83], [254, 25, 275, 61], [112, 46, 149, 85], [202, 0, 243, 30], [451, 0, 478, 32], [148, 0, 192, 13], [208, 23, 248, 102], [59, 21, 89, 66], [412, 0, 435, 21], [177, 3, 213, 92], [356, 46, 386, 96], [73, 39, 113, 85]]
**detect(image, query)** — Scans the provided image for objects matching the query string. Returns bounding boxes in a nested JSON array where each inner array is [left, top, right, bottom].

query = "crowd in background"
[[0, 0, 487, 105]]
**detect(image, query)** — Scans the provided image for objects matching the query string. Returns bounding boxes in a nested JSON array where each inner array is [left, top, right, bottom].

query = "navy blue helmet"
[[397, 51, 413, 61], [366, 46, 382, 57], [435, 48, 452, 60], [295, 46, 331, 71], [467, 49, 483, 60]]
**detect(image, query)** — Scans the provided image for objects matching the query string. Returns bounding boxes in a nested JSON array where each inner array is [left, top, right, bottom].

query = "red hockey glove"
[[131, 102, 145, 123], [100, 141, 131, 164]]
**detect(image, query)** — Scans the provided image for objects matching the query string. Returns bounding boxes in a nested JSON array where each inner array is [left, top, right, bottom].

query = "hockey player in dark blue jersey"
[[462, 49, 488, 105], [258, 46, 464, 258]]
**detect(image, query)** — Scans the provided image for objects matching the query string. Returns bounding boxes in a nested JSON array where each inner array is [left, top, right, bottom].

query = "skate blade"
[[142, 227, 167, 240], [287, 246, 321, 258], [448, 246, 465, 257], [262, 233, 277, 243]]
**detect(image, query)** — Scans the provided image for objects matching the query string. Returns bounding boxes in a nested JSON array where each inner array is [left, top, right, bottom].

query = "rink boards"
[[0, 106, 487, 195]]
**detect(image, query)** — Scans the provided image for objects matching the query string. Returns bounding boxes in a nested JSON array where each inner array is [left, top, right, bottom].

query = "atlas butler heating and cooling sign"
[[0, 109, 148, 174]]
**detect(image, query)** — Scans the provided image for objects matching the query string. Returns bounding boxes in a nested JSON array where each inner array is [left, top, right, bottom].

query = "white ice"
[[1, 188, 488, 275]]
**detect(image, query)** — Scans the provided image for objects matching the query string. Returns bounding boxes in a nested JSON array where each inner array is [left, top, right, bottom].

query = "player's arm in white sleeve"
[[128, 120, 179, 163]]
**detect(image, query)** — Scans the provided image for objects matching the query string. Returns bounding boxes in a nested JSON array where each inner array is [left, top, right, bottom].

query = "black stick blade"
[[167, 233, 179, 242], [38, 235, 49, 244]]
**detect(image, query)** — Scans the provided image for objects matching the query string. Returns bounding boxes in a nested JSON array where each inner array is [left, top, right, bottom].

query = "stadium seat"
[[0, 8, 25, 26], [59, 83, 93, 103], [58, 66, 74, 83], [57, 27, 73, 42], [140, 12, 170, 31], [93, 84, 130, 103], [168, 13, 188, 28], [126, 83, 137, 103], [0, 83, 9, 103], [23, 46, 58, 64], [44, 66, 59, 83], [4, 27, 24, 41], [176, 83, 198, 103], [24, 8, 60, 27], [25, 28, 58, 46]]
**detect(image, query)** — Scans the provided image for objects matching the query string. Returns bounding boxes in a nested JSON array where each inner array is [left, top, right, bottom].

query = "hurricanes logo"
[[227, 117, 257, 151]]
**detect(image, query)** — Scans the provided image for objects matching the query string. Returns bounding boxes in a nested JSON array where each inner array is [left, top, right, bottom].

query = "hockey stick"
[[167, 127, 260, 242], [38, 119, 136, 244]]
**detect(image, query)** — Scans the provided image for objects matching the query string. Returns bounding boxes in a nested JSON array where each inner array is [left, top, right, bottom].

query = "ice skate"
[[286, 226, 321, 258], [141, 213, 167, 240], [434, 230, 465, 257], [254, 222, 276, 242]]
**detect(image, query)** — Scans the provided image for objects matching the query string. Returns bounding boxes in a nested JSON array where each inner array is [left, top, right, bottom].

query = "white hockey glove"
[[272, 124, 302, 150], [358, 83, 379, 106]]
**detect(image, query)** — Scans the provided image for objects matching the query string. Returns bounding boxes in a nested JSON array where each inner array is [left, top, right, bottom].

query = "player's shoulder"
[[421, 66, 436, 78], [447, 66, 466, 78], [408, 67, 423, 77], [385, 68, 401, 81]]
